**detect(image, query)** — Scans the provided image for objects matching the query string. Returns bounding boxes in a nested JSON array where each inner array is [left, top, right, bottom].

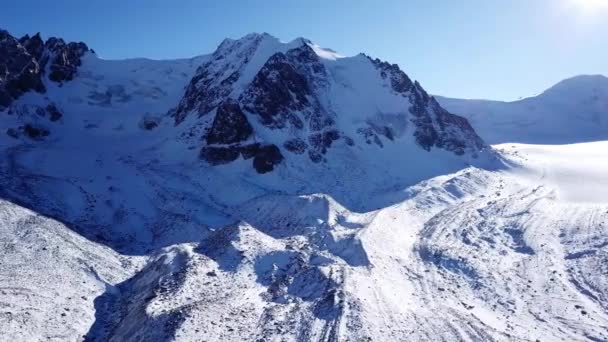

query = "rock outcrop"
[[0, 30, 46, 108], [0, 29, 89, 109]]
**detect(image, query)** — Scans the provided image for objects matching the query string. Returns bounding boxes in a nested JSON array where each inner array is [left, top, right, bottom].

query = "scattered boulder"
[[283, 138, 308, 154], [140, 116, 160, 130], [45, 104, 63, 122], [200, 143, 284, 174], [200, 146, 241, 165], [22, 124, 49, 140], [252, 145, 283, 174], [6, 128, 18, 139]]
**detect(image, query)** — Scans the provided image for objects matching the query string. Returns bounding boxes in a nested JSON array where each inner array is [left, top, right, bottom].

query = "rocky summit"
[[170, 33, 484, 172]]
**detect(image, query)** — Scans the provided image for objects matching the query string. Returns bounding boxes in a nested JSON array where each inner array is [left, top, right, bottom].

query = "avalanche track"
[[1, 142, 607, 341]]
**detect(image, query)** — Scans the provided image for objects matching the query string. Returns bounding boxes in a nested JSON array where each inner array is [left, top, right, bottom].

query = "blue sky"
[[2, 0, 607, 100]]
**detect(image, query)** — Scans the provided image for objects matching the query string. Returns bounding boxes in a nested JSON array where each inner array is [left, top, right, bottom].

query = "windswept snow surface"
[[498, 142, 608, 204]]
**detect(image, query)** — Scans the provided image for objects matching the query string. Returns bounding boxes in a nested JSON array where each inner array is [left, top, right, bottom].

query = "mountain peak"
[[541, 74, 608, 98], [218, 32, 278, 49], [169, 32, 485, 173]]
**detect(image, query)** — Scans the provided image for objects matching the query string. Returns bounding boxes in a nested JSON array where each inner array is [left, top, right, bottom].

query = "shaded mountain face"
[[170, 34, 484, 172]]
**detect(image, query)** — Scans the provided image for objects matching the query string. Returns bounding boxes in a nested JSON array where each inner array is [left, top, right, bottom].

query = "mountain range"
[[1, 29, 607, 341]]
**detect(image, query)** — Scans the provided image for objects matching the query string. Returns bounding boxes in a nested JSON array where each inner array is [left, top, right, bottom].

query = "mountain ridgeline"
[[1, 30, 485, 174]]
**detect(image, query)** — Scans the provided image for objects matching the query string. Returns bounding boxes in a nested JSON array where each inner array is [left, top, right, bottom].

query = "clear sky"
[[2, 0, 607, 100]]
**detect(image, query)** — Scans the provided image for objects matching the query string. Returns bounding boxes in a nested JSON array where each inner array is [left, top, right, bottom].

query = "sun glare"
[[578, 0, 608, 11], [562, 0, 608, 21]]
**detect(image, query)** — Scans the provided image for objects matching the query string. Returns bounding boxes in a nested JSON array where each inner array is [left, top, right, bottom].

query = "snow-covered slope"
[[0, 199, 145, 341], [437, 75, 608, 144], [1, 29, 607, 341], [4, 141, 606, 341]]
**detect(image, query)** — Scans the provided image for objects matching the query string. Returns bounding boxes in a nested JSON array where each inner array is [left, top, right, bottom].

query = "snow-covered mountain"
[[437, 75, 608, 144], [1, 29, 608, 342]]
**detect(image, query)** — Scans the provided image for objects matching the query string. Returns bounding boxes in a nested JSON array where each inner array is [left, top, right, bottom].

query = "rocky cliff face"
[[1, 30, 90, 141], [0, 31, 46, 108], [0, 30, 89, 109], [170, 33, 485, 173]]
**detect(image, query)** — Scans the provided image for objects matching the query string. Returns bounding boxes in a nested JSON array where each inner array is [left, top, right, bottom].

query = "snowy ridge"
[[437, 75, 608, 144]]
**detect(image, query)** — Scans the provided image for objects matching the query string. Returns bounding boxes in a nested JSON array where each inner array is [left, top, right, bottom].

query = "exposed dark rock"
[[0, 30, 46, 108], [408, 81, 483, 154], [288, 42, 326, 76], [368, 55, 485, 155], [35, 106, 46, 117], [200, 142, 284, 173], [45, 37, 89, 83], [87, 85, 131, 106], [180, 34, 484, 174], [141, 117, 159, 130], [242, 52, 309, 129], [252, 144, 283, 174], [206, 100, 253, 145], [380, 126, 394, 141], [369, 56, 414, 95], [343, 136, 355, 146], [22, 124, 49, 140], [357, 127, 384, 147], [283, 138, 308, 154], [0, 30, 89, 108], [308, 130, 340, 156], [200, 146, 241, 165], [6, 128, 18, 139], [238, 43, 337, 163], [240, 143, 262, 160], [308, 150, 323, 163], [171, 34, 267, 124], [241, 43, 333, 133], [46, 104, 62, 122], [19, 33, 44, 60]]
